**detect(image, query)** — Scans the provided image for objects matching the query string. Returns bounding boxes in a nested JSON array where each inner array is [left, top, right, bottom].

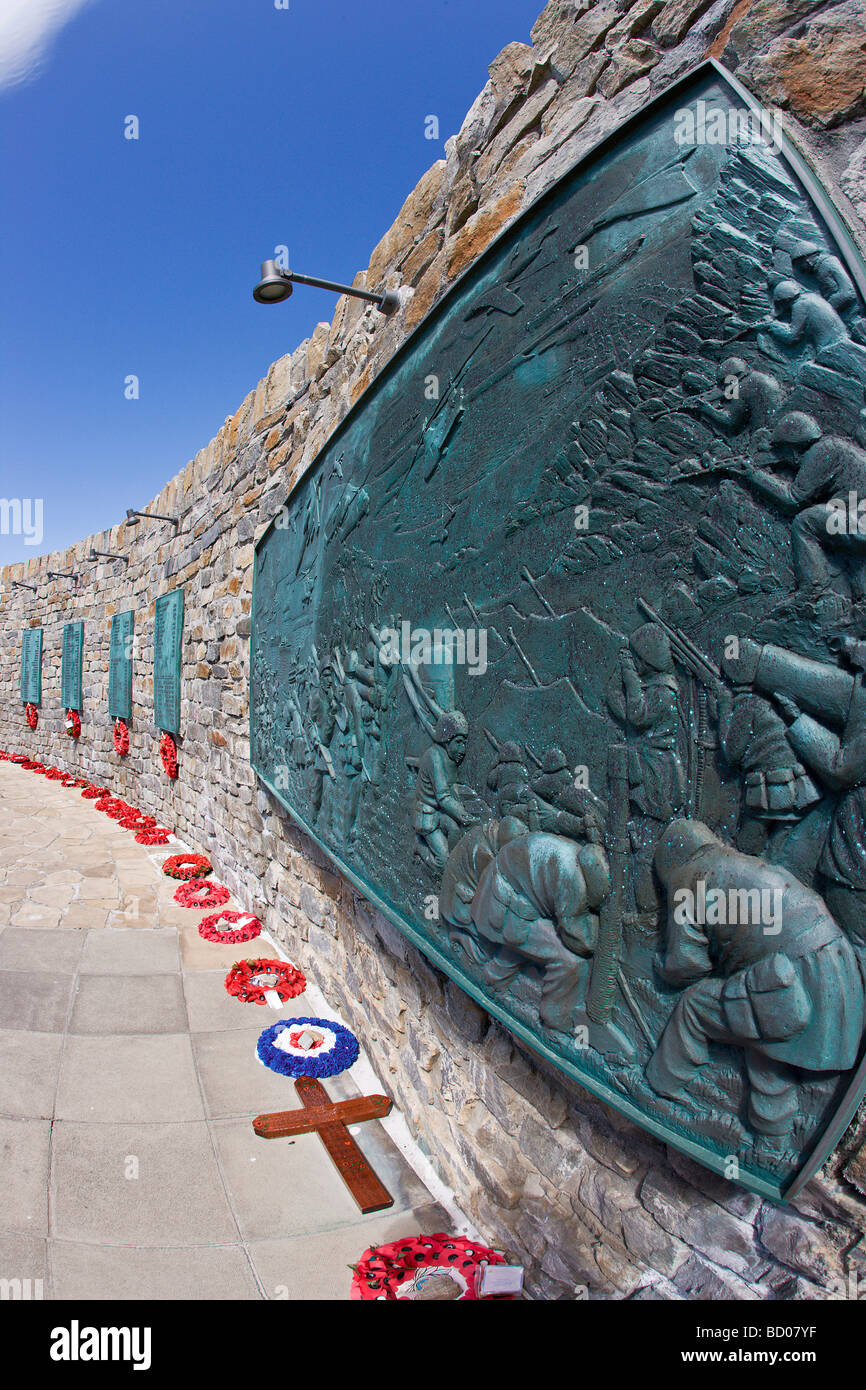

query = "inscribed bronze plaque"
[[20, 628, 42, 705], [61, 621, 83, 712], [108, 610, 134, 720], [251, 62, 866, 1199], [154, 590, 184, 734]]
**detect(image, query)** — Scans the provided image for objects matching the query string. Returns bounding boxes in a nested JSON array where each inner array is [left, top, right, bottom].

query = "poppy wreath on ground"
[[174, 877, 230, 910], [25, 703, 38, 729], [350, 1235, 513, 1301], [198, 909, 262, 945], [65, 709, 81, 739], [105, 803, 139, 821], [119, 812, 155, 830], [225, 957, 306, 1005], [94, 797, 130, 816], [162, 853, 212, 881], [44, 768, 65, 780], [113, 718, 130, 756], [256, 1016, 358, 1079], [135, 827, 173, 844], [24, 761, 47, 773], [81, 785, 109, 800], [8, 754, 29, 764], [160, 732, 178, 779]]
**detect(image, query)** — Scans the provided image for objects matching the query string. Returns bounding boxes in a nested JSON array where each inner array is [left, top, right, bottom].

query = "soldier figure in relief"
[[469, 828, 611, 1034], [692, 357, 784, 437], [740, 412, 866, 603], [714, 678, 822, 874], [763, 280, 848, 354], [607, 623, 687, 919], [646, 821, 866, 1137], [413, 710, 475, 869], [789, 240, 857, 315], [438, 815, 528, 962]]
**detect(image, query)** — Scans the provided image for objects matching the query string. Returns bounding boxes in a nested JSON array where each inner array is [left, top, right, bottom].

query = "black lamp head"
[[253, 260, 293, 305]]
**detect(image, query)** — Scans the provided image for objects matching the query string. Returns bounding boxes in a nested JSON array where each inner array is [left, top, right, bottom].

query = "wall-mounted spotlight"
[[47, 569, 79, 583], [89, 547, 129, 564], [125, 507, 179, 531], [11, 580, 37, 591], [253, 260, 401, 316]]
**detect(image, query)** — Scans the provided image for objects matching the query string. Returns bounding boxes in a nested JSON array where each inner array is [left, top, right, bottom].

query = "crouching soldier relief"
[[646, 821, 866, 1145]]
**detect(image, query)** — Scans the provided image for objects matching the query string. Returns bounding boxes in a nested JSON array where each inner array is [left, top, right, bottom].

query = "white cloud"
[[0, 0, 95, 91]]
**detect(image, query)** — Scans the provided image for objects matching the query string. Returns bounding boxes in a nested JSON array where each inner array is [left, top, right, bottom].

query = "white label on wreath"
[[272, 1024, 337, 1056]]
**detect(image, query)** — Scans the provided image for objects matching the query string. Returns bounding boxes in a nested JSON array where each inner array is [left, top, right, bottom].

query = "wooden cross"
[[252, 1076, 394, 1214]]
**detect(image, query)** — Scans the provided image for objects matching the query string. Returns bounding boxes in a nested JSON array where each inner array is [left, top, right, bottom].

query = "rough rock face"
[[740, 0, 866, 127], [3, 0, 866, 1300]]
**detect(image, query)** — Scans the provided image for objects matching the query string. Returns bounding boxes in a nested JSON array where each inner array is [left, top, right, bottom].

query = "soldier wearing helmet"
[[790, 240, 856, 314], [692, 357, 784, 436], [413, 710, 475, 868], [764, 279, 847, 354], [739, 412, 866, 599], [607, 622, 686, 920]]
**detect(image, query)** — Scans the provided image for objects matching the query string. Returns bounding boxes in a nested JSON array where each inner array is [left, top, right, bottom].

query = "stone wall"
[[3, 0, 866, 1299]]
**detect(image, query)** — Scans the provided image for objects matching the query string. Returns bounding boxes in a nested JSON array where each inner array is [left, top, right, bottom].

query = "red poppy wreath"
[[224, 957, 306, 1005], [162, 854, 212, 881], [198, 910, 262, 945], [135, 827, 173, 844], [174, 877, 230, 910], [160, 732, 178, 778]]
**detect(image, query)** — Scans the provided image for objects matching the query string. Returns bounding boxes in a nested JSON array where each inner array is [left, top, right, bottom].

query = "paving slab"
[[0, 1233, 49, 1294], [0, 1029, 63, 1117], [79, 928, 179, 975], [0, 1116, 51, 1234], [0, 927, 84, 974], [49, 1239, 261, 1301], [69, 974, 188, 1035], [50, 1120, 238, 1246], [56, 1034, 205, 1123], [0, 970, 75, 1033]]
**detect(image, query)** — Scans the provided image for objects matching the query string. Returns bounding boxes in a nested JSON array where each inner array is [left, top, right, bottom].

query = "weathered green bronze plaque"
[[154, 590, 184, 734], [61, 621, 84, 711], [108, 610, 135, 720], [20, 628, 42, 705], [251, 62, 866, 1200]]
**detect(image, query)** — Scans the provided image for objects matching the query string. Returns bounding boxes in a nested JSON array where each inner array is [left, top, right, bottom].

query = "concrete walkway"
[[0, 761, 447, 1299]]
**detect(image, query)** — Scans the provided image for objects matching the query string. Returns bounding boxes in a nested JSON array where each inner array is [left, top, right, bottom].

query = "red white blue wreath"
[[256, 1017, 359, 1079]]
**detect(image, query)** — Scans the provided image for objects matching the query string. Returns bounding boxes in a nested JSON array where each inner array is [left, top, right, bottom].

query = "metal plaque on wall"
[[154, 590, 184, 735], [251, 61, 866, 1199], [108, 610, 135, 720], [20, 628, 43, 705], [61, 621, 84, 712]]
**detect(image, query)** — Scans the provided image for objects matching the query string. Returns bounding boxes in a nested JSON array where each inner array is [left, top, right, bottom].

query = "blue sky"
[[1, 0, 543, 564]]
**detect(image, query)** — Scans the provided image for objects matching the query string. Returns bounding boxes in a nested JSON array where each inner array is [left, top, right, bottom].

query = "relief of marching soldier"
[[606, 620, 687, 926]]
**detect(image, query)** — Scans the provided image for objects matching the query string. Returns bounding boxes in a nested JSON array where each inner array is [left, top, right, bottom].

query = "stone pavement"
[[0, 760, 449, 1300]]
